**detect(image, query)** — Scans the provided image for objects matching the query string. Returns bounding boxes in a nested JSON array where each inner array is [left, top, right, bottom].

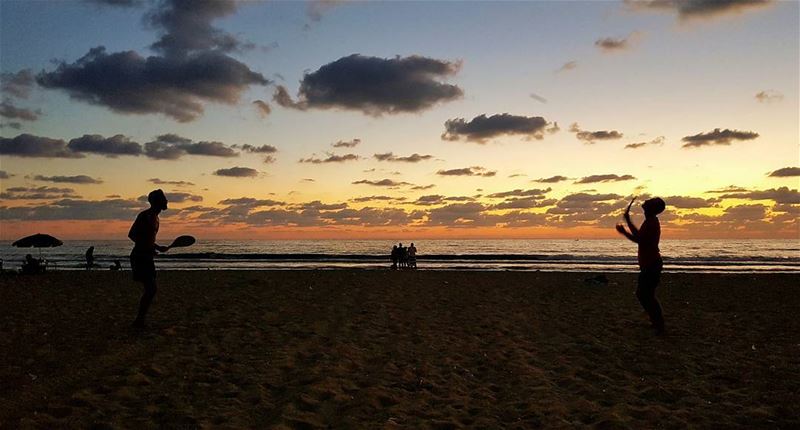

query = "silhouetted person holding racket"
[[616, 196, 666, 336], [129, 189, 170, 328]]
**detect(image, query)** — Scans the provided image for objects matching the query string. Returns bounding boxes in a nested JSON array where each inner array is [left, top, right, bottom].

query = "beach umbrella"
[[12, 233, 63, 258]]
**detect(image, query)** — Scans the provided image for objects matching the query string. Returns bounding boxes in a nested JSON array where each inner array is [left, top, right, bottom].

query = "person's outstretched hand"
[[615, 223, 627, 235]]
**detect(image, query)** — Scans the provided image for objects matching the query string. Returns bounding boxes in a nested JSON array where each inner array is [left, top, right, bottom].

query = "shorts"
[[130, 250, 156, 283]]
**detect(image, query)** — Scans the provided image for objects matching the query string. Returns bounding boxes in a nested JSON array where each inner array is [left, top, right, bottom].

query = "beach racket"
[[168, 235, 196, 248]]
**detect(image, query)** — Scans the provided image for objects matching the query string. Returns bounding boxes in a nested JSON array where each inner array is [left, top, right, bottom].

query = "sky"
[[0, 0, 798, 240]]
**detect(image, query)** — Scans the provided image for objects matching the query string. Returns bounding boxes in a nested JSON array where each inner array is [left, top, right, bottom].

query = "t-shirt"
[[637, 217, 661, 269], [129, 209, 159, 254]]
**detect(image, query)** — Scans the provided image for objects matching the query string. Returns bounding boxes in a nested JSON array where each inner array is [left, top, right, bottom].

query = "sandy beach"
[[1, 270, 798, 428]]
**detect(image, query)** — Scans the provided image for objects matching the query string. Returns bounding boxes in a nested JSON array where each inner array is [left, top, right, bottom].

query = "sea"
[[1, 239, 798, 273]]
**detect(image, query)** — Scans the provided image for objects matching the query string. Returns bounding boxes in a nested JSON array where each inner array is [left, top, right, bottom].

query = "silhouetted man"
[[85, 246, 94, 270], [616, 197, 666, 335], [129, 189, 170, 328]]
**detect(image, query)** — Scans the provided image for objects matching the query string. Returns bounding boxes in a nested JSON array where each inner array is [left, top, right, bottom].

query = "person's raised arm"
[[623, 197, 639, 237]]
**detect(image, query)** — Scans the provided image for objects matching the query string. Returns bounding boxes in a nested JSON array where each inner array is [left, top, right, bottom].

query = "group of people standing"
[[390, 242, 417, 269]]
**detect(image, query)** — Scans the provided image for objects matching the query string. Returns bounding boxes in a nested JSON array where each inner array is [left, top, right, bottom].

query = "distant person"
[[21, 254, 42, 274], [128, 189, 170, 328], [398, 243, 407, 269], [408, 243, 417, 269], [110, 260, 122, 271], [391, 245, 399, 269], [85, 246, 94, 270], [616, 196, 666, 336]]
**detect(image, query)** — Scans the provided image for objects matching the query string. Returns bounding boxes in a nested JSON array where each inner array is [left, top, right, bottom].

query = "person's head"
[[410, 243, 414, 247], [393, 245, 397, 249], [25, 254, 33, 261], [399, 243, 403, 247], [642, 197, 665, 217], [148, 189, 168, 211]]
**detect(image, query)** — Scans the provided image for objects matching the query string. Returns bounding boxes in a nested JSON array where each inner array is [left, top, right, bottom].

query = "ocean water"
[[1, 239, 798, 273]]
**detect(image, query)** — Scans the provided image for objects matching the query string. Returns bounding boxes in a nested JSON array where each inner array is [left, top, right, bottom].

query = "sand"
[[1, 270, 798, 429]]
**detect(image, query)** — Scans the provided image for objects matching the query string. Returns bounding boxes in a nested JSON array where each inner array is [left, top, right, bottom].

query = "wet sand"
[[1, 270, 798, 428]]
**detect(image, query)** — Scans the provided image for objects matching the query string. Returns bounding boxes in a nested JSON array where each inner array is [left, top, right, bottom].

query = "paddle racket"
[[167, 235, 196, 248]]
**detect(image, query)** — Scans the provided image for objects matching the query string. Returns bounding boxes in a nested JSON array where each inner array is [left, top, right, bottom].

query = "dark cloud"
[[1, 69, 34, 99], [705, 185, 749, 194], [138, 192, 202, 203], [575, 174, 636, 184], [411, 184, 435, 190], [292, 200, 348, 211], [67, 134, 142, 156], [149, 178, 195, 186], [332, 138, 361, 148], [437, 166, 496, 177], [595, 32, 640, 52], [681, 128, 759, 148], [625, 0, 774, 20], [0, 186, 80, 200], [352, 179, 412, 187], [34, 175, 103, 184], [532, 175, 570, 183], [213, 167, 259, 177], [37, 47, 268, 122], [350, 195, 406, 203], [273, 54, 462, 115], [219, 197, 284, 207], [768, 167, 800, 178], [237, 144, 277, 154], [625, 136, 665, 149], [719, 187, 799, 204], [299, 153, 359, 164], [0, 122, 22, 130], [263, 155, 277, 164], [755, 90, 783, 103], [306, 0, 347, 22], [570, 123, 623, 143], [86, 0, 143, 7], [145, 134, 237, 159], [663, 196, 720, 209], [412, 195, 446, 206], [556, 61, 577, 73], [492, 197, 557, 210], [374, 152, 434, 163], [529, 92, 547, 103], [442, 114, 553, 143], [508, 174, 526, 178], [0, 100, 40, 121], [0, 198, 140, 220], [147, 0, 243, 57], [425, 202, 497, 227], [487, 188, 551, 198], [253, 100, 271, 117], [0, 134, 82, 158]]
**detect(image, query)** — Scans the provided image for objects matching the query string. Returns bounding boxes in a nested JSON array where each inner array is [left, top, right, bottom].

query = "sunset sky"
[[1, 0, 798, 240]]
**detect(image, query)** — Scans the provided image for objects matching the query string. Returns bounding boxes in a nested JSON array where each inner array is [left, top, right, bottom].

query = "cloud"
[[263, 155, 277, 164], [705, 185, 749, 194], [768, 167, 800, 178], [373, 152, 433, 163], [719, 187, 799, 204], [138, 192, 202, 203], [144, 134, 238, 159], [492, 197, 557, 210], [253, 100, 271, 117], [532, 175, 570, 183], [755, 90, 783, 103], [575, 174, 636, 184], [86, 0, 143, 7], [219, 197, 284, 207], [0, 100, 40, 121], [352, 179, 412, 187], [681, 128, 759, 148], [442, 114, 556, 143], [410, 195, 476, 206], [237, 144, 277, 154], [437, 166, 497, 177], [0, 186, 80, 200], [570, 123, 623, 143], [663, 195, 720, 209], [67, 134, 142, 156], [291, 200, 348, 211], [411, 184, 435, 190], [149, 178, 195, 186], [1, 69, 34, 99], [213, 167, 259, 177], [0, 134, 82, 158], [0, 171, 11, 179], [299, 153, 359, 164], [349, 195, 406, 203], [306, 0, 347, 22], [529, 92, 547, 103], [624, 0, 774, 20], [0, 198, 141, 220], [556, 61, 577, 73], [0, 122, 22, 130], [146, 0, 246, 57], [33, 175, 103, 184], [332, 138, 361, 148], [273, 54, 462, 115], [595, 32, 641, 52], [625, 136, 665, 149], [487, 188, 551, 198]]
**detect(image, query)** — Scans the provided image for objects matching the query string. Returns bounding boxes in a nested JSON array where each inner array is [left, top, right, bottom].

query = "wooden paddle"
[[167, 235, 196, 249]]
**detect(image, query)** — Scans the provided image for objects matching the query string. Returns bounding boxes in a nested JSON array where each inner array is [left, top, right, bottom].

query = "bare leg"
[[133, 279, 157, 327]]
